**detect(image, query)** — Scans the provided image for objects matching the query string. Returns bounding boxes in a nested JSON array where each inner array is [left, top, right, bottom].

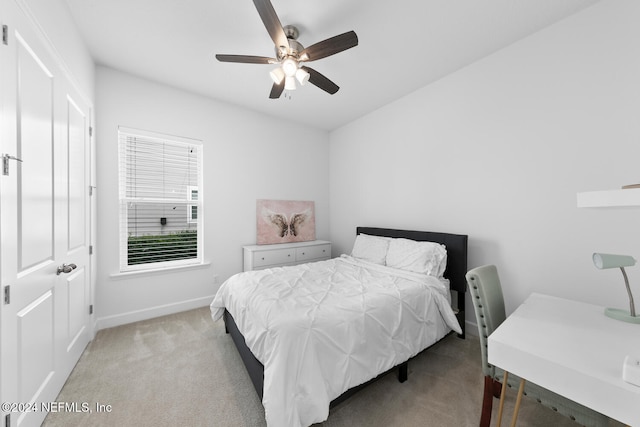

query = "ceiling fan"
[[215, 0, 358, 99]]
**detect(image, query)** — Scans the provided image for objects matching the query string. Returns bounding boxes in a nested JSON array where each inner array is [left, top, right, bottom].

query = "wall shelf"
[[577, 188, 640, 207]]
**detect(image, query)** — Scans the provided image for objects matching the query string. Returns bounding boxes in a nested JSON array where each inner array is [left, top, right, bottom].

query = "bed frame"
[[223, 227, 468, 406]]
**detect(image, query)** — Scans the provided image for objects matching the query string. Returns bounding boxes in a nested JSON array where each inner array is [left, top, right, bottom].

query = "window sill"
[[110, 261, 212, 280]]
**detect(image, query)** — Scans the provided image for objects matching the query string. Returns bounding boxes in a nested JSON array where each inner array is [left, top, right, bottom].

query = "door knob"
[[57, 263, 77, 275]]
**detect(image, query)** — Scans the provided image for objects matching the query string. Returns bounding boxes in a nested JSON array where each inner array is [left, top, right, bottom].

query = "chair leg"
[[510, 378, 526, 427], [496, 371, 509, 427], [480, 375, 495, 427], [492, 376, 503, 398]]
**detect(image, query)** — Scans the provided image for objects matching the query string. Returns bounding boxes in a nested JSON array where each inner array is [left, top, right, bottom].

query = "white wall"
[[95, 67, 330, 328], [329, 0, 640, 328]]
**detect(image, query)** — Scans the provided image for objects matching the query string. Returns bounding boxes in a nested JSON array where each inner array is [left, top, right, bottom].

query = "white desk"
[[488, 293, 640, 426]]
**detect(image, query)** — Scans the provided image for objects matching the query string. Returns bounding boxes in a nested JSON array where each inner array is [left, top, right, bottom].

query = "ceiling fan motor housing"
[[276, 25, 303, 60]]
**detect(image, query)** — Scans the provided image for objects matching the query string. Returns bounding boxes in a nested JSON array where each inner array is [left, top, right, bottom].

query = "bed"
[[210, 227, 468, 427]]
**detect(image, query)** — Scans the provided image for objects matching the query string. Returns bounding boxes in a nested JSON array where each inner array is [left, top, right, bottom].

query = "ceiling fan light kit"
[[215, 0, 358, 99], [281, 58, 298, 77], [269, 67, 285, 85], [284, 76, 296, 91], [295, 68, 310, 85]]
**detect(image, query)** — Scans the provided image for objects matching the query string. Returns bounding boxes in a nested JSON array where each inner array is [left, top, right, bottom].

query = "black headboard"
[[356, 227, 468, 336]]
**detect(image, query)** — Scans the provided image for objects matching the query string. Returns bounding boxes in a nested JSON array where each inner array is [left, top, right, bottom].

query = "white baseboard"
[[95, 295, 215, 331], [465, 319, 479, 337]]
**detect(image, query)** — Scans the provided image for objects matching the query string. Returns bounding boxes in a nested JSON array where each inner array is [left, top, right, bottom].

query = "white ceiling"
[[64, 0, 601, 131]]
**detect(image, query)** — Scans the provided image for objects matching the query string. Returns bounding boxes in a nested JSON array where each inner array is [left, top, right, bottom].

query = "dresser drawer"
[[252, 248, 295, 268], [243, 240, 331, 271], [296, 244, 331, 262]]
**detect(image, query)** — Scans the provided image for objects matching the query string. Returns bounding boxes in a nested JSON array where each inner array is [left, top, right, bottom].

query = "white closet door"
[[0, 0, 92, 425]]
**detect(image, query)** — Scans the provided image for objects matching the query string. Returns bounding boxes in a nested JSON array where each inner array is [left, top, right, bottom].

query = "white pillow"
[[351, 234, 390, 265], [385, 238, 447, 276]]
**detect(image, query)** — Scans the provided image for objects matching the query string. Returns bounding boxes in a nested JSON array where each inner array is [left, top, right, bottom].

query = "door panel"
[[66, 268, 86, 353], [67, 96, 86, 252], [17, 291, 54, 403], [62, 91, 91, 371], [3, 18, 63, 427], [16, 32, 55, 271], [13, 21, 60, 420]]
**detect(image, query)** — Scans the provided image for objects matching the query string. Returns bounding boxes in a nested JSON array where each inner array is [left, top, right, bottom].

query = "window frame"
[[117, 126, 203, 272]]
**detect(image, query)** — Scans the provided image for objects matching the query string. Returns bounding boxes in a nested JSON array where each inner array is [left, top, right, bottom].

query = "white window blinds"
[[118, 127, 203, 271]]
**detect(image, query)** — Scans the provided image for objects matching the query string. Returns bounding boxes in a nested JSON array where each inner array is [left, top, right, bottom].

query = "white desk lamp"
[[593, 253, 640, 324]]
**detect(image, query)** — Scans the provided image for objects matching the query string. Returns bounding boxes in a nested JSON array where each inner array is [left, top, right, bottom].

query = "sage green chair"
[[466, 265, 609, 427]]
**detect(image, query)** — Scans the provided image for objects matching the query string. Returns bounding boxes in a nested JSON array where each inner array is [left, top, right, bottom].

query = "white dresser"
[[243, 240, 332, 271]]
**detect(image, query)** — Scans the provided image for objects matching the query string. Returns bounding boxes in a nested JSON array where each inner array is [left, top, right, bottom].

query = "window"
[[187, 186, 198, 224], [118, 127, 203, 271]]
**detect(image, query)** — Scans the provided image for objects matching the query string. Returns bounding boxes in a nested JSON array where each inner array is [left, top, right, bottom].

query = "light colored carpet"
[[42, 307, 618, 427]]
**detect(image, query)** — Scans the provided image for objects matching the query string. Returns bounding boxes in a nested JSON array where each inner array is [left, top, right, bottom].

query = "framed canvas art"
[[256, 199, 315, 244]]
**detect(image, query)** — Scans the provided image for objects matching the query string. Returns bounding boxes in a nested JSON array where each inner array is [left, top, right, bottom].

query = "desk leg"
[[496, 371, 509, 427], [510, 378, 526, 427]]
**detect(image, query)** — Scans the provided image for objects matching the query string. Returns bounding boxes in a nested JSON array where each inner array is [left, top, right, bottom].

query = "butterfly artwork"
[[256, 200, 316, 244], [262, 210, 310, 238]]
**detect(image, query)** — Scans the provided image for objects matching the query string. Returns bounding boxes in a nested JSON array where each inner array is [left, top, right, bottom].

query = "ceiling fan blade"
[[253, 0, 288, 49], [269, 81, 285, 99], [215, 54, 275, 64], [299, 31, 358, 62], [301, 66, 339, 95]]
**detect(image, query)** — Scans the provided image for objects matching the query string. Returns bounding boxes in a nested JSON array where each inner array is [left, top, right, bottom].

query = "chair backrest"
[[466, 265, 507, 377]]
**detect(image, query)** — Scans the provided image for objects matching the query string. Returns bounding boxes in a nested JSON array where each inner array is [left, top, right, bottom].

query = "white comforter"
[[210, 255, 461, 427]]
